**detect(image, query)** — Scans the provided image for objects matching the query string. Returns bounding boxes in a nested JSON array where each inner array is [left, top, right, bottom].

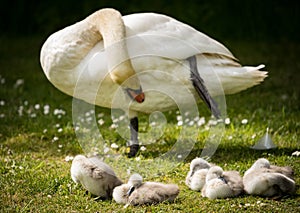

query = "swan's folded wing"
[[124, 13, 236, 60]]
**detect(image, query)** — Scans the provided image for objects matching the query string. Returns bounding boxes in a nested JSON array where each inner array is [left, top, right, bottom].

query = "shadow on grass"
[[140, 144, 297, 166], [2, 131, 297, 165], [1, 133, 81, 158]]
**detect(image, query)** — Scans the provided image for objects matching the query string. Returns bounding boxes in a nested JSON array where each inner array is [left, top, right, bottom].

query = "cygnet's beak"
[[219, 176, 227, 184], [125, 87, 145, 103], [126, 186, 135, 196]]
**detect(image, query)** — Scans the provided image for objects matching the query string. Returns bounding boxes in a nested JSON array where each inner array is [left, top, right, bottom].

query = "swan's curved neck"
[[86, 9, 140, 89]]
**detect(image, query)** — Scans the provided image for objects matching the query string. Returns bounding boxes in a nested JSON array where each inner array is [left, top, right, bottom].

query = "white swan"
[[185, 157, 211, 191], [201, 166, 244, 199], [243, 158, 296, 198], [113, 173, 179, 206], [40, 8, 267, 157], [70, 154, 123, 198]]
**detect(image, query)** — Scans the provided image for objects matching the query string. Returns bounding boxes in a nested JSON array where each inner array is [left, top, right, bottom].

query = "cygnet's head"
[[72, 154, 87, 163], [128, 173, 143, 188], [125, 173, 143, 197], [190, 158, 210, 172], [71, 155, 88, 183], [206, 166, 224, 182], [252, 158, 270, 170]]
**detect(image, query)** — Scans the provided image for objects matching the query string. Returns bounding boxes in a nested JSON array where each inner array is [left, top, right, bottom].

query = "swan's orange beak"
[[125, 87, 145, 103], [134, 92, 145, 103]]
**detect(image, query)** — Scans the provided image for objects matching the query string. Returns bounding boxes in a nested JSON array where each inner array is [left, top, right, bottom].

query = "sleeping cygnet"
[[185, 157, 211, 191], [243, 158, 296, 198], [201, 166, 244, 199], [113, 173, 180, 206], [70, 154, 123, 199]]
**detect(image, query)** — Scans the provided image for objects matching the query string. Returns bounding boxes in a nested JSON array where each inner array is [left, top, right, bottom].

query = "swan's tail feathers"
[[221, 64, 268, 95]]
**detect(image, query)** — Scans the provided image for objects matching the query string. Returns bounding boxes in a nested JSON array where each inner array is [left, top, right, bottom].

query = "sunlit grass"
[[0, 36, 299, 212]]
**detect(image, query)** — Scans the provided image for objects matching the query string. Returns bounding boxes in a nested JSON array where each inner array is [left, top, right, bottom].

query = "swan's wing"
[[123, 13, 236, 60]]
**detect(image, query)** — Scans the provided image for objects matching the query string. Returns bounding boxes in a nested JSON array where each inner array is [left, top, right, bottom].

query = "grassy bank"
[[0, 36, 299, 212]]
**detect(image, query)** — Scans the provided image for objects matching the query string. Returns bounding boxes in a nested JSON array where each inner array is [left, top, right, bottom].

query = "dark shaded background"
[[1, 0, 299, 41]]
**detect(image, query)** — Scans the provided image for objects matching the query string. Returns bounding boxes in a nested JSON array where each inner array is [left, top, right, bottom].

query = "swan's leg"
[[128, 117, 139, 157], [188, 56, 221, 119]]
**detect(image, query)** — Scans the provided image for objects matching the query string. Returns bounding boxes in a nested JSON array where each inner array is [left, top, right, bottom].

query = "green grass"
[[0, 36, 299, 212]]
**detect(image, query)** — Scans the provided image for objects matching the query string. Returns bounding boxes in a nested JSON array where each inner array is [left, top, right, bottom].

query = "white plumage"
[[113, 173, 179, 206], [40, 8, 267, 114], [185, 157, 211, 191], [201, 166, 244, 199], [40, 8, 268, 156], [243, 158, 295, 198], [70, 155, 123, 198]]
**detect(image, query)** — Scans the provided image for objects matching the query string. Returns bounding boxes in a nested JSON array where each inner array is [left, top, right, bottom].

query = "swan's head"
[[110, 60, 145, 103]]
